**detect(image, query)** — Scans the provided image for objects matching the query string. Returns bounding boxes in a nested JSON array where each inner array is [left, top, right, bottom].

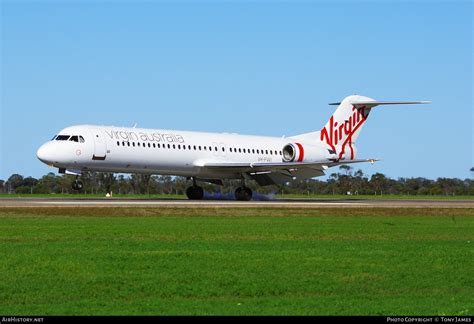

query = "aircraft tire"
[[235, 187, 252, 201], [186, 186, 204, 200], [72, 180, 84, 191]]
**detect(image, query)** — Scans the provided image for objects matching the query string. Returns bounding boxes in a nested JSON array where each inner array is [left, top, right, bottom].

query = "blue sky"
[[1, 0, 472, 181]]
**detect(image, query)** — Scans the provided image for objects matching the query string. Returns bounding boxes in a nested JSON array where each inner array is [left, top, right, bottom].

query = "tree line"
[[0, 166, 473, 196]]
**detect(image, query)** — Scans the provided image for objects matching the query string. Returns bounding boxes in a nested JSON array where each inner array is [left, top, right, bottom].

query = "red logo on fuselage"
[[320, 106, 369, 160]]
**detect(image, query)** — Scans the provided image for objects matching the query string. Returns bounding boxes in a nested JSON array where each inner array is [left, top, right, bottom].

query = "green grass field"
[[0, 207, 473, 315]]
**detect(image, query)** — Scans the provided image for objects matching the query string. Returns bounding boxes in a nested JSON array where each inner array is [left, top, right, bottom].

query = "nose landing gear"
[[72, 176, 84, 191]]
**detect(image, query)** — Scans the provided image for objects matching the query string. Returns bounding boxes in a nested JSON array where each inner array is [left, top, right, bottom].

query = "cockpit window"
[[51, 135, 57, 141], [56, 135, 85, 142]]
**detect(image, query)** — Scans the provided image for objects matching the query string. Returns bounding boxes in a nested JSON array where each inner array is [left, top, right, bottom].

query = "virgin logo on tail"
[[320, 106, 369, 160]]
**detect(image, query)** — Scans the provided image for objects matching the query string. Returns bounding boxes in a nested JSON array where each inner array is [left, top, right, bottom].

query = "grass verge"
[[0, 207, 473, 315]]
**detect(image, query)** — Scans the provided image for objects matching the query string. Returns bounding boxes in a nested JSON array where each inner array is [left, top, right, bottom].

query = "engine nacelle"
[[282, 143, 304, 162], [282, 142, 341, 163]]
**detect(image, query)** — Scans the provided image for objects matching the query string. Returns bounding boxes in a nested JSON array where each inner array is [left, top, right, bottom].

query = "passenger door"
[[90, 128, 107, 160]]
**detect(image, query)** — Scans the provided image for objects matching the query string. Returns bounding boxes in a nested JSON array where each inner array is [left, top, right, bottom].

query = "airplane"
[[36, 95, 430, 201]]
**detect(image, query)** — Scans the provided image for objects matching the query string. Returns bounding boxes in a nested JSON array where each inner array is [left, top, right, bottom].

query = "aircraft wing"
[[199, 159, 378, 185], [202, 159, 378, 171]]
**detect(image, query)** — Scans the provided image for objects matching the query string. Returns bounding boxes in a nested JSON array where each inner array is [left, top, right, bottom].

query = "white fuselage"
[[36, 125, 333, 181], [36, 95, 428, 191]]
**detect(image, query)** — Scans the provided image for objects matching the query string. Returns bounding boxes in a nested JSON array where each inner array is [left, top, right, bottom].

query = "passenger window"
[[127, 142, 130, 147], [215, 147, 218, 151], [153, 143, 156, 148], [199, 146, 202, 151], [204, 146, 207, 151], [122, 141, 125, 146], [167, 144, 171, 149], [222, 147, 225, 152], [239, 148, 242, 153], [116, 141, 120, 146], [133, 142, 136, 147]]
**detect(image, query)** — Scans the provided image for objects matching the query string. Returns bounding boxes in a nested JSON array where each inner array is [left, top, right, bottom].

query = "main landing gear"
[[185, 177, 253, 201], [234, 186, 252, 201], [72, 176, 84, 191], [234, 178, 252, 201], [186, 178, 204, 200]]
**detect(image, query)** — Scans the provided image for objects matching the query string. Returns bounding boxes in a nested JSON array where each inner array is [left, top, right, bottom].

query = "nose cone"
[[37, 143, 54, 164]]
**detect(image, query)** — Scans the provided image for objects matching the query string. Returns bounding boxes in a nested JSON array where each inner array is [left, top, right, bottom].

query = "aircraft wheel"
[[72, 180, 84, 191], [186, 186, 204, 200], [235, 187, 252, 201]]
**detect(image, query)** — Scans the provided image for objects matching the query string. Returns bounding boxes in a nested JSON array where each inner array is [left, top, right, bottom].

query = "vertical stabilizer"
[[292, 95, 430, 161], [320, 95, 373, 160]]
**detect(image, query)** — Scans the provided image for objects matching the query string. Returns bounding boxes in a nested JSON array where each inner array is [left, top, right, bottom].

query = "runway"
[[0, 197, 473, 208]]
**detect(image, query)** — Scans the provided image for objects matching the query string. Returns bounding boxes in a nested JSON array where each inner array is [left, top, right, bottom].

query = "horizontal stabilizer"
[[329, 100, 431, 107]]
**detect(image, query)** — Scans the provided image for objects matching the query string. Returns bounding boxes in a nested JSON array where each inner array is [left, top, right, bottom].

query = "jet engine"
[[282, 142, 340, 163], [282, 143, 304, 162]]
